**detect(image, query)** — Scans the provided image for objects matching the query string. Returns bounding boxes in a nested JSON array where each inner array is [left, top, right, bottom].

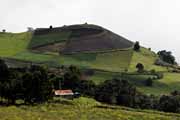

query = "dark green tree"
[[136, 63, 144, 73], [63, 65, 81, 90], [145, 78, 153, 86], [95, 79, 136, 105], [23, 65, 53, 104], [157, 50, 176, 64], [134, 41, 140, 51], [0, 59, 9, 81], [159, 95, 180, 113]]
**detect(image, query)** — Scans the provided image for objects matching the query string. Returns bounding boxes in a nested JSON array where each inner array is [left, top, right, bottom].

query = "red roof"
[[55, 90, 74, 96]]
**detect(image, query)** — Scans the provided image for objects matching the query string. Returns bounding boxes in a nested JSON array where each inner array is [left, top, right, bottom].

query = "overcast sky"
[[0, 0, 180, 62]]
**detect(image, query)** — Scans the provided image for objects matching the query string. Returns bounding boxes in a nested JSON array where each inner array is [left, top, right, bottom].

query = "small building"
[[54, 90, 74, 99], [54, 90, 81, 99]]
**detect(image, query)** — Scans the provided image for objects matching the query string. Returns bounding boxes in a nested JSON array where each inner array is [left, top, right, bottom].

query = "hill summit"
[[30, 24, 134, 54]]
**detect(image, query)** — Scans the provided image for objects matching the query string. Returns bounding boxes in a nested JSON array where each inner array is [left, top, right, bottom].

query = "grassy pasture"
[[89, 71, 180, 95], [13, 49, 133, 72], [138, 73, 180, 95], [0, 32, 31, 57], [129, 47, 167, 72], [0, 97, 179, 120]]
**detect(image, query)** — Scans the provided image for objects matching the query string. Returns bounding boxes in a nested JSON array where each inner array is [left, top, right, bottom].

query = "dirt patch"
[[33, 42, 66, 53], [62, 30, 133, 54]]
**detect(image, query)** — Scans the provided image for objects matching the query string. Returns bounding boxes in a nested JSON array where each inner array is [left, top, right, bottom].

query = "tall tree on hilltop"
[[134, 41, 140, 51]]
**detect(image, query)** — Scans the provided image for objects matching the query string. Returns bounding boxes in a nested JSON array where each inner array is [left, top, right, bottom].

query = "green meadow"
[[0, 97, 179, 120]]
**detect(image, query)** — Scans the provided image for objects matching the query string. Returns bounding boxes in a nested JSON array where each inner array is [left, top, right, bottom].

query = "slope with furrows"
[[30, 24, 134, 54]]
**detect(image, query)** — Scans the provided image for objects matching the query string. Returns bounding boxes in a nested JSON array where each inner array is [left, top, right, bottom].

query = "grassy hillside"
[[0, 32, 179, 95], [12, 49, 133, 71], [0, 32, 166, 72], [129, 47, 167, 72], [138, 73, 180, 95], [0, 32, 31, 57], [89, 70, 180, 95], [0, 97, 179, 120], [0, 32, 133, 71]]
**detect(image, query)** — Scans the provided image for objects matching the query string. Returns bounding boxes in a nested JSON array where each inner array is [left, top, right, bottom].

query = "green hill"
[[0, 24, 134, 72], [0, 26, 179, 95], [0, 28, 180, 118]]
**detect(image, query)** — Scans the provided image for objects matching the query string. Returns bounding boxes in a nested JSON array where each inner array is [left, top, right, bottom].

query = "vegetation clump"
[[136, 63, 144, 73], [157, 50, 176, 65], [145, 78, 153, 86], [0, 59, 52, 104], [2, 29, 6, 33], [95, 79, 136, 105], [94, 78, 180, 113], [133, 41, 140, 51]]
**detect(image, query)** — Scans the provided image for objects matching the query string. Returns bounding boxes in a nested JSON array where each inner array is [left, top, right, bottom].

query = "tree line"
[[0, 59, 52, 104], [52, 65, 180, 113], [0, 59, 180, 113]]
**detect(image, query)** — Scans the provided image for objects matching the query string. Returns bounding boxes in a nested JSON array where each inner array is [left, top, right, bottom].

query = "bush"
[[134, 94, 158, 109], [2, 29, 6, 33], [95, 79, 136, 105], [76, 80, 96, 96], [49, 25, 53, 29], [145, 78, 153, 86], [171, 90, 180, 96], [155, 72, 164, 79], [150, 69, 156, 74], [136, 63, 144, 73], [157, 50, 176, 65], [159, 95, 180, 113], [134, 41, 140, 51]]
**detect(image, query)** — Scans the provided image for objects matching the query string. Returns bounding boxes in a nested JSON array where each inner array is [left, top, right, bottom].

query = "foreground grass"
[[0, 97, 179, 120]]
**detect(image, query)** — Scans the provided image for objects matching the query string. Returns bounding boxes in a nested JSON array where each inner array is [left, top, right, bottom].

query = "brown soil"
[[32, 24, 134, 54], [62, 30, 133, 54], [33, 42, 66, 53]]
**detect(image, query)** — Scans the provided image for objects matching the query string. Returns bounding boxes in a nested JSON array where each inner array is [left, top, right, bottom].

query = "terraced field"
[[12, 49, 133, 71], [0, 97, 179, 120], [0, 31, 133, 71], [29, 31, 71, 48], [31, 24, 133, 54]]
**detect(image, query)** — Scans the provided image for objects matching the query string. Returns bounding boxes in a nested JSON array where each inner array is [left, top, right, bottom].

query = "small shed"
[[54, 90, 74, 99]]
